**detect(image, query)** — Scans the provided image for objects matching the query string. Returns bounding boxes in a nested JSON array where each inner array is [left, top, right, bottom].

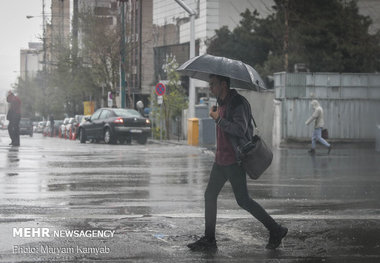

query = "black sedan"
[[19, 118, 33, 137], [78, 108, 151, 145]]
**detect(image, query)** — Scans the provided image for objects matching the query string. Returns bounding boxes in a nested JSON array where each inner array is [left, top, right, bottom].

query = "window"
[[99, 110, 111, 120], [112, 109, 141, 118], [91, 109, 102, 120]]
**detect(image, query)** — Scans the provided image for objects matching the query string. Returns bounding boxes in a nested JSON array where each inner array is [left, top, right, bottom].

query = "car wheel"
[[29, 132, 33, 137], [137, 136, 148, 145], [79, 129, 86, 143], [104, 128, 116, 144]]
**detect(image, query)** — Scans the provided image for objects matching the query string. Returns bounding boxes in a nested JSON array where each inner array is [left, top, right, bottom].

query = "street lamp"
[[174, 0, 197, 118], [117, 0, 129, 108]]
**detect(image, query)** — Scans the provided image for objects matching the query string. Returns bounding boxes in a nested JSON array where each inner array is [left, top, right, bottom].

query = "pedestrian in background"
[[49, 115, 55, 137], [187, 74, 287, 251], [6, 90, 21, 146], [305, 100, 331, 154]]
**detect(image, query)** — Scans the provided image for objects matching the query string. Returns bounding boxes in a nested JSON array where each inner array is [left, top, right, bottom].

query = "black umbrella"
[[177, 54, 266, 91]]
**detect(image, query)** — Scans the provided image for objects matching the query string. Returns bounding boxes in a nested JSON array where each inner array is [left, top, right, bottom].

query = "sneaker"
[[328, 145, 332, 154], [308, 149, 315, 154], [266, 225, 288, 250], [187, 236, 217, 251]]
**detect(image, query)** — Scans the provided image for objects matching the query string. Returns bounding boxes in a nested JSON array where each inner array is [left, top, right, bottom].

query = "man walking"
[[305, 100, 331, 154], [187, 74, 287, 251], [6, 90, 21, 146]]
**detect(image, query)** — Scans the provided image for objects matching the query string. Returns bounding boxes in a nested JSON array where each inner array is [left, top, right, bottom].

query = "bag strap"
[[241, 96, 259, 132], [250, 115, 257, 129]]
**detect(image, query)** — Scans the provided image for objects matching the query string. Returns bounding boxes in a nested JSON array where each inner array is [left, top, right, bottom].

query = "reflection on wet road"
[[0, 130, 379, 261]]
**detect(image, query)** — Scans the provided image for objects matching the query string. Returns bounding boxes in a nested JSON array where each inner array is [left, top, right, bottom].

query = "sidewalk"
[[150, 138, 188, 146]]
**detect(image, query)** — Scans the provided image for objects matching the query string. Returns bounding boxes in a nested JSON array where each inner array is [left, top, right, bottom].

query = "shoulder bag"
[[238, 116, 273, 180]]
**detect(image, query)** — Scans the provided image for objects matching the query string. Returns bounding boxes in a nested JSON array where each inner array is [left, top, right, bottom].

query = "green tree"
[[15, 8, 122, 119], [49, 44, 76, 117], [14, 71, 59, 120], [79, 10, 122, 107], [207, 0, 380, 84], [45, 9, 122, 118]]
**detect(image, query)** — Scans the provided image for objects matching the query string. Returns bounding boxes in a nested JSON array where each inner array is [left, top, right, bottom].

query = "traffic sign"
[[157, 95, 163, 105], [155, 82, 166, 96]]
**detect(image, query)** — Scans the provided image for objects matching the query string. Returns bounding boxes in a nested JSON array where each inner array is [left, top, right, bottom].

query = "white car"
[[0, 114, 9, 130], [36, 121, 46, 133], [59, 118, 70, 138]]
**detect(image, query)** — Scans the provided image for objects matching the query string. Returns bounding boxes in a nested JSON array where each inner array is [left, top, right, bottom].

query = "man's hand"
[[209, 107, 219, 120]]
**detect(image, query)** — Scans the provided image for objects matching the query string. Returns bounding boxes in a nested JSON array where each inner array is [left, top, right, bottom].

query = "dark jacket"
[[217, 89, 254, 162]]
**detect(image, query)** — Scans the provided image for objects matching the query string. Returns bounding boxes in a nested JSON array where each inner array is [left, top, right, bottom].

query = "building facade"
[[124, 0, 154, 107], [20, 43, 44, 81], [76, 0, 154, 108], [48, 0, 71, 68], [152, 0, 274, 101]]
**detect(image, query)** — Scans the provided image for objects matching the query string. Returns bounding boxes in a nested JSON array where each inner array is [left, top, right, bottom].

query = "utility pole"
[[283, 0, 289, 72], [174, 0, 197, 118], [42, 0, 46, 73], [42, 0, 47, 118], [120, 0, 127, 108], [72, 0, 78, 63]]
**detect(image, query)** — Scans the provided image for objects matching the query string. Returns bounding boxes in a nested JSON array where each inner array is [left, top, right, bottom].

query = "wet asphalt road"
[[0, 130, 380, 262]]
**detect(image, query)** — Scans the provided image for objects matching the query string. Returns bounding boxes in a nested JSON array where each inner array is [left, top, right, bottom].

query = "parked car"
[[53, 120, 63, 137], [75, 115, 90, 140], [59, 118, 70, 138], [69, 115, 85, 139], [0, 114, 8, 129], [78, 108, 151, 144], [43, 120, 63, 137], [19, 118, 33, 137], [33, 122, 38, 132], [36, 121, 46, 133], [65, 118, 76, 139], [43, 121, 50, 136]]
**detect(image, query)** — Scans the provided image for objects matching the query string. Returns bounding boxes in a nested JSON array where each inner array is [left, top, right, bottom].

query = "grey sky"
[[0, 0, 49, 98]]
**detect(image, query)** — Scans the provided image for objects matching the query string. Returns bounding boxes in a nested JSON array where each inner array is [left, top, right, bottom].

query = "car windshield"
[[112, 109, 142, 118]]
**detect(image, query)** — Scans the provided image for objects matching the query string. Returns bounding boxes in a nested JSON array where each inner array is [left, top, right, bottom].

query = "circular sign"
[[155, 82, 166, 96]]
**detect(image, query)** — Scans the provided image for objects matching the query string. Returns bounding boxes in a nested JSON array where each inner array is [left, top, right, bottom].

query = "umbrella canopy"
[[177, 54, 266, 91]]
